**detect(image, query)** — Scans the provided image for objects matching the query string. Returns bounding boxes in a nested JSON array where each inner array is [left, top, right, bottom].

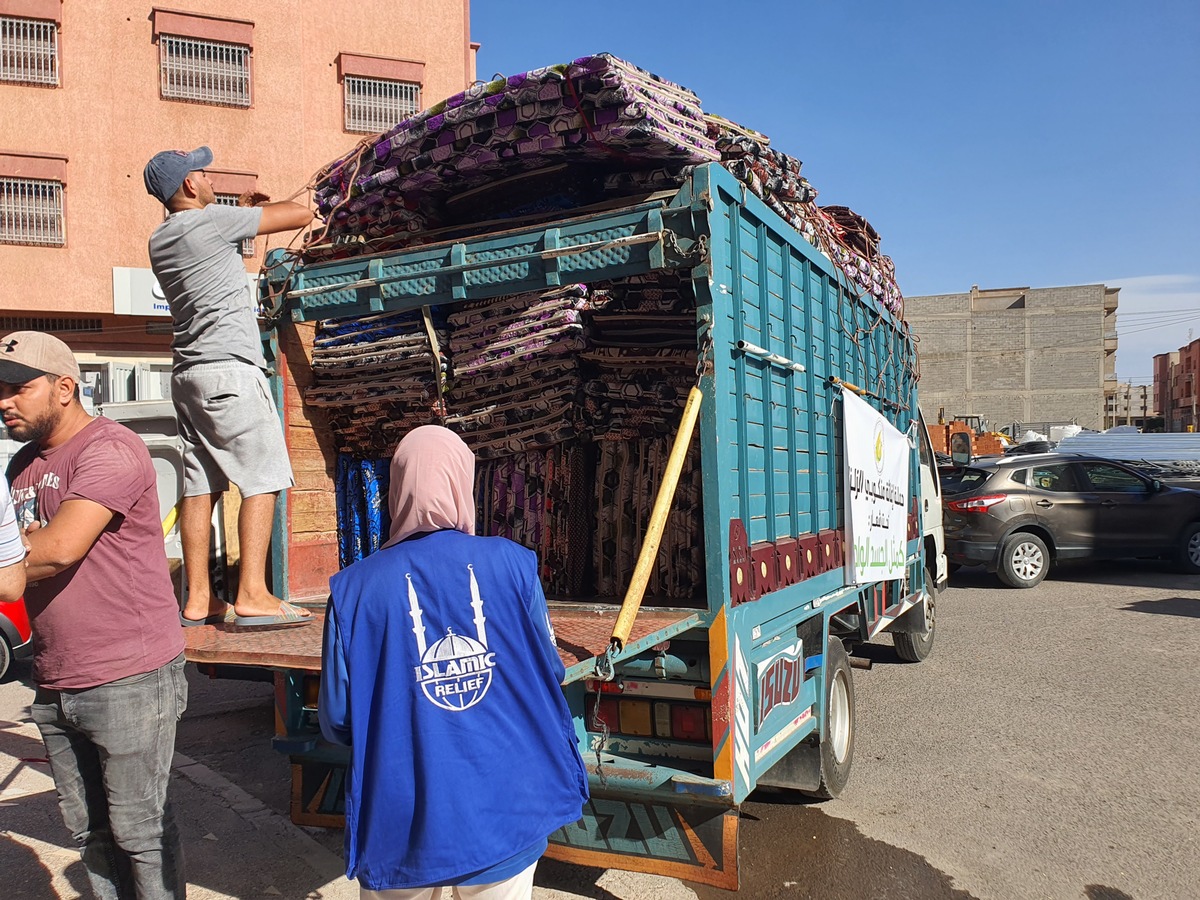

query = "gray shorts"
[[172, 361, 294, 498]]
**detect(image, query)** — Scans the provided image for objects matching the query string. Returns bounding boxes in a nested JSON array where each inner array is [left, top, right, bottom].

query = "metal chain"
[[590, 691, 610, 788], [695, 324, 714, 386], [664, 230, 709, 264]]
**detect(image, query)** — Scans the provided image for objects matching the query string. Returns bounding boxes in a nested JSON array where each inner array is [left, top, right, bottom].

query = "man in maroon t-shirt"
[[1, 332, 187, 900]]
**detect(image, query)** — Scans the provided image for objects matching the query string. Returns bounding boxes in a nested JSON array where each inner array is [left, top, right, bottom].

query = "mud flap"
[[545, 794, 739, 890], [756, 738, 822, 792]]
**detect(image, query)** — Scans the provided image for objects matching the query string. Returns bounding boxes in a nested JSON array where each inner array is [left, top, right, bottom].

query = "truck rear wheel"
[[800, 636, 855, 800], [893, 567, 937, 662]]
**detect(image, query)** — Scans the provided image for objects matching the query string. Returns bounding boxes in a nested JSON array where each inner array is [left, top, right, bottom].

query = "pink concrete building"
[[1155, 339, 1200, 432], [2, 0, 475, 597], [1, 0, 475, 368]]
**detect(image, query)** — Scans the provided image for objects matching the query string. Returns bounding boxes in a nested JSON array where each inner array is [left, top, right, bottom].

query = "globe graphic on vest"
[[419, 628, 495, 711]]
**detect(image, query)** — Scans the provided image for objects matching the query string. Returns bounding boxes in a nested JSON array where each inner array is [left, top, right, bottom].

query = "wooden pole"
[[610, 386, 703, 650]]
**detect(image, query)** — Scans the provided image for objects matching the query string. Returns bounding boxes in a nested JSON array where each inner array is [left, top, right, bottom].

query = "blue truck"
[[185, 159, 946, 890]]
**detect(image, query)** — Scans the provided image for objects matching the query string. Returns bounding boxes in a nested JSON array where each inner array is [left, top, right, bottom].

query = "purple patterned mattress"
[[303, 52, 905, 317]]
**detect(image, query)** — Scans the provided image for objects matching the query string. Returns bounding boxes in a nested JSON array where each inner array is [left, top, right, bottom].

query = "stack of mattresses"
[[819, 205, 903, 315], [308, 54, 719, 258], [306, 309, 446, 457], [581, 272, 697, 441], [707, 124, 904, 316], [713, 131, 822, 245], [445, 285, 594, 457], [594, 438, 705, 602]]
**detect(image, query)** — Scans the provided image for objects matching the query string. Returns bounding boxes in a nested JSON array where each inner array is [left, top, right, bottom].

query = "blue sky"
[[470, 1, 1199, 385]]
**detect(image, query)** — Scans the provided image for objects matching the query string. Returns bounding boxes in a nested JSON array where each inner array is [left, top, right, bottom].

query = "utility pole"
[[1140, 384, 1147, 430], [1126, 384, 1132, 427], [1191, 373, 1197, 433]]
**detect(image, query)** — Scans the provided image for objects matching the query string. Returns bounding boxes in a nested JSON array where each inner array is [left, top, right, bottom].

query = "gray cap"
[[143, 146, 213, 205]]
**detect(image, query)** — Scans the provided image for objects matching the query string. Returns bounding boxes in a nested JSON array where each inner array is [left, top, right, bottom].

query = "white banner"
[[842, 387, 910, 584]]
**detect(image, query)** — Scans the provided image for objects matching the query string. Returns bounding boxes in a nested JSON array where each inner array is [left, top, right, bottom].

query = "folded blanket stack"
[[580, 272, 697, 440], [305, 310, 447, 457], [475, 443, 591, 597], [712, 131, 822, 245], [594, 437, 705, 601], [707, 124, 904, 316], [819, 204, 903, 316], [308, 53, 718, 258], [303, 52, 906, 317], [445, 284, 598, 457]]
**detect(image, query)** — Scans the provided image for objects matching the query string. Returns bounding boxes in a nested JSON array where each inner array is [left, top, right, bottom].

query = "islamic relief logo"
[[407, 565, 497, 712], [873, 419, 885, 473]]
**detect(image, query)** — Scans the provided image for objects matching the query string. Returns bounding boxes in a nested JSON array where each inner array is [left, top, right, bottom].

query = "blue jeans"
[[32, 653, 188, 900]]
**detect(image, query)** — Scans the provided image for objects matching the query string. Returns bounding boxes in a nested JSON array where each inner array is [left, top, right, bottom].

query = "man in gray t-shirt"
[[149, 201, 268, 371], [145, 146, 315, 628]]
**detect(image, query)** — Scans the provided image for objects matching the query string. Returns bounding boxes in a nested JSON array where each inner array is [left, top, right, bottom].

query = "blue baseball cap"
[[143, 146, 213, 205]]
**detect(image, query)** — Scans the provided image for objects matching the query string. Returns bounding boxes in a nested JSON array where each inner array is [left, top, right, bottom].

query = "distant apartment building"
[[0, 0, 476, 396], [1154, 339, 1200, 432], [904, 283, 1119, 432], [1105, 382, 1156, 430]]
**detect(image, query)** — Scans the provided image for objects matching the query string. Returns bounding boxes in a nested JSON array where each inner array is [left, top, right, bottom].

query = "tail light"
[[618, 699, 654, 736], [947, 493, 1008, 513], [671, 704, 709, 742], [585, 691, 711, 744]]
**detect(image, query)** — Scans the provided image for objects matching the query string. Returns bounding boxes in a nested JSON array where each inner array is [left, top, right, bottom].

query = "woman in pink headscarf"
[[381, 424, 476, 549], [320, 426, 588, 900]]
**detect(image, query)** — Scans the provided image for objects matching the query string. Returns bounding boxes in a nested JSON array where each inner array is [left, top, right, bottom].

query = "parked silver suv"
[[940, 453, 1200, 588]]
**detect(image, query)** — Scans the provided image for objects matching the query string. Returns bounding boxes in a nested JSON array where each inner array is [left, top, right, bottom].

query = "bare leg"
[[180, 492, 224, 621], [234, 492, 311, 620]]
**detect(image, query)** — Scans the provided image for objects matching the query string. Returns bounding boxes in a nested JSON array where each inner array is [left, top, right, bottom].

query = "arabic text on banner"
[[841, 387, 910, 584]]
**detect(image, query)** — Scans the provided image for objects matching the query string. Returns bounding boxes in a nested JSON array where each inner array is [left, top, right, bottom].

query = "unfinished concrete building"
[[904, 284, 1119, 432]]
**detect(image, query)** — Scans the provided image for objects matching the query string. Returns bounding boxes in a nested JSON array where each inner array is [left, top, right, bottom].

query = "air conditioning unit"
[[78, 361, 172, 404], [135, 363, 172, 401]]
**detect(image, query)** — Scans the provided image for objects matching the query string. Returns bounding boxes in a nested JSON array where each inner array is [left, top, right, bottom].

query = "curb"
[[171, 751, 348, 886]]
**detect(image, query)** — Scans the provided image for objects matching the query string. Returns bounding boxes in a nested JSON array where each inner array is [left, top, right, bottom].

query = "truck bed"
[[183, 603, 703, 682]]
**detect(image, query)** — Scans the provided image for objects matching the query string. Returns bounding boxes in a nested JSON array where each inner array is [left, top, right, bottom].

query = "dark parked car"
[[941, 453, 1200, 587], [0, 595, 32, 680], [1004, 439, 1056, 456]]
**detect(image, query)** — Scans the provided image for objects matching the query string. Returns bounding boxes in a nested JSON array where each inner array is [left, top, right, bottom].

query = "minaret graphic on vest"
[[407, 565, 498, 711]]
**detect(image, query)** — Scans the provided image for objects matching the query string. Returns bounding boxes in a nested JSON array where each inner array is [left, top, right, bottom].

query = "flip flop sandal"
[[233, 601, 315, 628], [179, 607, 237, 627]]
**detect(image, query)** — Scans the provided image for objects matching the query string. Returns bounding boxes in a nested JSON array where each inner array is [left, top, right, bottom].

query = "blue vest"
[[320, 529, 588, 890]]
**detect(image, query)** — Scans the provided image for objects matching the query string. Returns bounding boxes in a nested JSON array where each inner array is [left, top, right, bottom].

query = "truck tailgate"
[[183, 605, 703, 682]]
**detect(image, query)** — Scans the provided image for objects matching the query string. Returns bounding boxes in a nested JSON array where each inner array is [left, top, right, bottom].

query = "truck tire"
[[1178, 522, 1200, 574], [893, 567, 937, 662], [800, 636, 855, 800], [997, 532, 1049, 588]]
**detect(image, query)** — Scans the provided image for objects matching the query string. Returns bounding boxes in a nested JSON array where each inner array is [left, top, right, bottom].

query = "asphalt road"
[[734, 559, 1198, 900], [4, 558, 1196, 899]]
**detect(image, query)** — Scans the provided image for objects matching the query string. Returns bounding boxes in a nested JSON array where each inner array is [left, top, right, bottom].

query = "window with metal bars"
[[0, 316, 101, 333], [1, 176, 64, 246], [214, 195, 255, 256], [160, 34, 250, 107], [344, 75, 420, 133], [1, 15, 58, 85]]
